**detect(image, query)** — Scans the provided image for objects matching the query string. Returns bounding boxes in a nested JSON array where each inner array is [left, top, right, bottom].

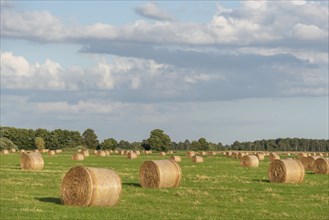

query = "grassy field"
[[0, 151, 328, 219]]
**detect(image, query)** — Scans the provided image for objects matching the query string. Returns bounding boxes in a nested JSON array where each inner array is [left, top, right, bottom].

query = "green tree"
[[82, 128, 99, 149], [101, 138, 117, 150], [34, 137, 45, 150], [0, 137, 17, 150], [147, 129, 171, 152], [198, 137, 209, 150]]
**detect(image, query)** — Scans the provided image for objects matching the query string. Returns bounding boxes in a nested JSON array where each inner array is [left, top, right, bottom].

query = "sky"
[[1, 0, 328, 145]]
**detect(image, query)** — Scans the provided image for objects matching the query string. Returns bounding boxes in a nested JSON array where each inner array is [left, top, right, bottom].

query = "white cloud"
[[135, 2, 174, 21]]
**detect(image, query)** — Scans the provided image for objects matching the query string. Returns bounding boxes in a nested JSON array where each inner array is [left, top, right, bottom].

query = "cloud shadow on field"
[[123, 182, 141, 187], [35, 197, 62, 205]]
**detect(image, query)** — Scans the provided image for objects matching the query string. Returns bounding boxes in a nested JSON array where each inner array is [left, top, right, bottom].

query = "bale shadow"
[[35, 197, 62, 205], [252, 179, 270, 183], [123, 182, 141, 187]]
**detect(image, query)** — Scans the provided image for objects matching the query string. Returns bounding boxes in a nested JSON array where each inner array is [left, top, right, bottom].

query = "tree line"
[[0, 126, 328, 152]]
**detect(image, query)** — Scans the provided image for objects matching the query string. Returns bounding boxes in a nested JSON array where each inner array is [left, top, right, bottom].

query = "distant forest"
[[0, 126, 328, 152]]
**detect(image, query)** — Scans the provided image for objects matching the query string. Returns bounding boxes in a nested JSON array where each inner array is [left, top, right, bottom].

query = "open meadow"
[[0, 151, 328, 220]]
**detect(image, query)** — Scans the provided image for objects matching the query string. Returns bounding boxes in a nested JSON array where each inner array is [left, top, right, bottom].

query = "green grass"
[[1, 152, 328, 220]]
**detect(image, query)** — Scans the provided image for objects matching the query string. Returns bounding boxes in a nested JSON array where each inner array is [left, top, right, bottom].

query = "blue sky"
[[1, 1, 328, 144]]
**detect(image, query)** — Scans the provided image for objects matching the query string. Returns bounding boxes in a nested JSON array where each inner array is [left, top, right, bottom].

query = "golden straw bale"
[[48, 150, 56, 156], [269, 153, 280, 161], [186, 151, 195, 158], [33, 149, 39, 153], [208, 151, 216, 156], [225, 152, 232, 157], [240, 155, 259, 167], [170, 155, 181, 162], [134, 150, 141, 156], [159, 152, 166, 156], [268, 159, 304, 183], [167, 150, 174, 154], [94, 150, 98, 155], [255, 153, 265, 161], [316, 152, 323, 156], [140, 160, 181, 188], [55, 149, 62, 153], [72, 153, 84, 161], [61, 166, 121, 206], [192, 156, 204, 163], [298, 152, 307, 159], [97, 151, 106, 157], [313, 158, 329, 174], [105, 150, 110, 156], [301, 156, 321, 171], [238, 152, 247, 159], [20, 152, 44, 170], [1, 150, 9, 154], [11, 149, 16, 153], [82, 150, 89, 157], [127, 151, 137, 159], [77, 149, 82, 153], [200, 151, 207, 156]]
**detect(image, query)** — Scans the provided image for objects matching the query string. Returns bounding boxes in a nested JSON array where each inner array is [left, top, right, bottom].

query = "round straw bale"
[[97, 151, 106, 157], [1, 149, 9, 154], [139, 160, 181, 188], [159, 152, 166, 156], [61, 166, 122, 206], [238, 152, 247, 159], [105, 150, 110, 156], [72, 153, 84, 161], [11, 149, 16, 153], [93, 150, 98, 155], [240, 155, 259, 167], [316, 152, 323, 156], [225, 152, 232, 157], [77, 149, 82, 153], [192, 156, 204, 163], [55, 149, 62, 153], [134, 150, 141, 156], [269, 153, 280, 161], [127, 151, 137, 159], [268, 159, 304, 183], [167, 150, 173, 154], [298, 152, 307, 159], [208, 151, 217, 156], [33, 149, 39, 153], [48, 150, 56, 156], [82, 150, 89, 157], [20, 152, 44, 170], [186, 151, 195, 158], [200, 151, 207, 156], [255, 153, 265, 161], [41, 149, 48, 153], [170, 155, 181, 162], [313, 158, 329, 174], [302, 156, 321, 171]]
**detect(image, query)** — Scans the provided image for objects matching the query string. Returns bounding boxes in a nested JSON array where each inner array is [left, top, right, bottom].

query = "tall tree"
[[101, 138, 117, 150], [147, 129, 171, 152], [34, 137, 45, 150], [82, 128, 99, 149]]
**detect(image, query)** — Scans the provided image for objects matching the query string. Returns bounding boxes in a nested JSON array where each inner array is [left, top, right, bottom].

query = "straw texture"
[[313, 158, 329, 174], [61, 166, 122, 206], [170, 156, 181, 162], [140, 160, 181, 188], [268, 159, 304, 183], [72, 153, 84, 161], [240, 155, 259, 167], [20, 152, 44, 170], [192, 156, 204, 163]]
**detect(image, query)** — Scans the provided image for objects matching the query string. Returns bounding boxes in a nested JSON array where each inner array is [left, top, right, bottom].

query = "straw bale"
[[1, 149, 9, 154], [186, 151, 195, 158], [20, 152, 44, 170], [192, 156, 204, 163], [170, 155, 181, 162], [97, 151, 106, 157], [269, 153, 280, 161], [82, 150, 89, 157], [159, 152, 166, 156], [48, 150, 56, 156], [61, 166, 121, 206], [255, 153, 265, 161], [127, 151, 137, 159], [300, 156, 321, 171], [313, 158, 329, 174], [240, 155, 259, 167], [268, 159, 304, 183], [72, 153, 84, 161], [140, 160, 181, 188]]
